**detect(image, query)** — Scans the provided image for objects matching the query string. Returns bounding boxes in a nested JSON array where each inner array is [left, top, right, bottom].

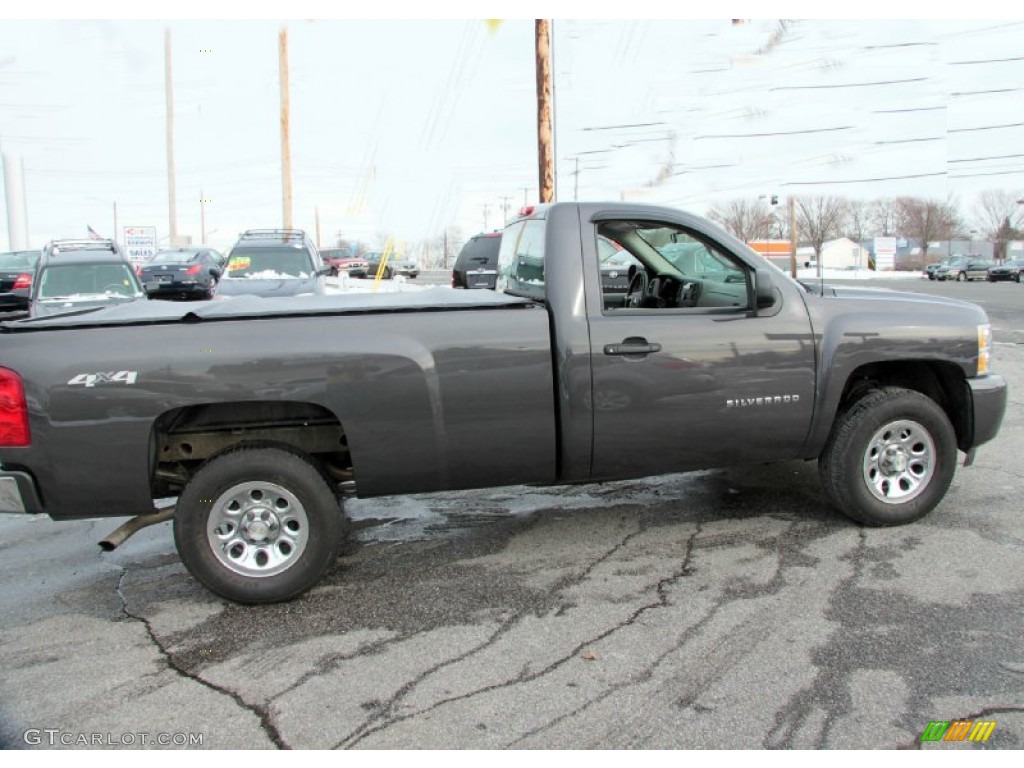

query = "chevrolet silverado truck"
[[0, 202, 1008, 603]]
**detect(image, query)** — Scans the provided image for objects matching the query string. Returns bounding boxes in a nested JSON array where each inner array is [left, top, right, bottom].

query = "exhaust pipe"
[[99, 507, 176, 551]]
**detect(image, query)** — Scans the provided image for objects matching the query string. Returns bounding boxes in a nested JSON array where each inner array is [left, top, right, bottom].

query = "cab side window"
[[597, 220, 750, 313], [497, 219, 546, 301]]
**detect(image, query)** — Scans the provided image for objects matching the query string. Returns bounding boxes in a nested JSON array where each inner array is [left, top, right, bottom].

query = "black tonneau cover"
[[1, 287, 536, 332]]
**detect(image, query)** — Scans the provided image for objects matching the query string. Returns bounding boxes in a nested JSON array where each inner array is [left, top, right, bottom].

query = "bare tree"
[[972, 189, 1024, 262], [795, 196, 847, 270], [896, 196, 961, 265], [843, 199, 872, 244], [429, 225, 463, 270], [706, 198, 775, 243], [869, 198, 900, 237], [770, 202, 789, 241]]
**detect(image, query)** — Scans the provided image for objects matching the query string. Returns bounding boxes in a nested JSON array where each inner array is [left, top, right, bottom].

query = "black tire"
[[174, 446, 345, 603], [818, 387, 957, 526], [957, 271, 966, 282]]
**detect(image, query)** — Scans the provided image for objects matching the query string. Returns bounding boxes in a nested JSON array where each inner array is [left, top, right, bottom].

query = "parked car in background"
[[0, 249, 40, 314], [987, 258, 1024, 283], [925, 257, 953, 280], [935, 256, 994, 282], [217, 229, 333, 298], [393, 260, 420, 278], [320, 249, 368, 278], [364, 252, 401, 280], [140, 247, 225, 300], [28, 238, 145, 317], [598, 236, 641, 308], [452, 232, 502, 289]]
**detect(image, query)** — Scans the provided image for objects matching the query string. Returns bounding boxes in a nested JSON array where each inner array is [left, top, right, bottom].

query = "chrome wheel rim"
[[206, 481, 308, 577], [862, 419, 936, 504]]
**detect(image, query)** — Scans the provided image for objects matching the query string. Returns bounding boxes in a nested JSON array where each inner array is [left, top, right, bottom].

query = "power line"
[[949, 153, 1024, 164], [950, 55, 1024, 65], [782, 171, 947, 186], [949, 169, 1024, 179], [771, 77, 929, 91], [952, 88, 1024, 97], [872, 106, 945, 114], [949, 121, 1024, 133], [873, 137, 943, 145], [696, 126, 853, 139]]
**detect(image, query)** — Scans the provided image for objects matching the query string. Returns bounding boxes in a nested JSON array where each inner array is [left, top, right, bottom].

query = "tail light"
[[0, 367, 30, 447], [12, 273, 32, 290], [185, 264, 202, 275], [135, 265, 142, 277]]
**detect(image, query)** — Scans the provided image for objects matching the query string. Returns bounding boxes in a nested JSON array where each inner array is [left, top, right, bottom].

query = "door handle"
[[604, 338, 662, 357]]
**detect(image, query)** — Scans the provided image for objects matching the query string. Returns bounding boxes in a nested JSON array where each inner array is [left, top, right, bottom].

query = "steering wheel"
[[625, 270, 648, 308]]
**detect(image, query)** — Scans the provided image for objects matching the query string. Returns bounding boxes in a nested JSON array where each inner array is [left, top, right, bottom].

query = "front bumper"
[[0, 466, 44, 514], [968, 374, 1007, 449]]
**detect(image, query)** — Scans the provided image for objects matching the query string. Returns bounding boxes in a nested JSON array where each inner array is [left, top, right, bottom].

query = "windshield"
[[37, 263, 142, 299], [224, 247, 313, 278], [0, 251, 40, 270], [150, 252, 199, 265]]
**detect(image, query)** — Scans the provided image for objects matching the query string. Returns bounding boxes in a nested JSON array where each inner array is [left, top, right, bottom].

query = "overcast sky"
[[1, 7, 1022, 253]]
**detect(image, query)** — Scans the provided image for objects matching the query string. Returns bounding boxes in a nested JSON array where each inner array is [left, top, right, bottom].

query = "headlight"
[[977, 323, 992, 375]]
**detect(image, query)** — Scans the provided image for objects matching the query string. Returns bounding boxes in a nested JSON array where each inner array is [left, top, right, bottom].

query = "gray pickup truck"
[[0, 202, 1008, 603]]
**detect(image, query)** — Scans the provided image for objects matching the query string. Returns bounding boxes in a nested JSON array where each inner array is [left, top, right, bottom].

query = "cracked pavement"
[[1, 288, 1023, 749]]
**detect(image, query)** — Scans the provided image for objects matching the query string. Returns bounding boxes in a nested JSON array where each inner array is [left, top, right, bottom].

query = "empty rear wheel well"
[[150, 400, 351, 496]]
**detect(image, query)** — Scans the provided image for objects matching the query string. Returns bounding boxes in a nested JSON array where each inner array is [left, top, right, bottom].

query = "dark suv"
[[452, 233, 502, 289], [218, 229, 333, 298], [29, 239, 145, 317]]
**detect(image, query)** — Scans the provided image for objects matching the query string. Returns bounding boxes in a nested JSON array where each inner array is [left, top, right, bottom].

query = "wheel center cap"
[[881, 448, 908, 474], [244, 509, 276, 542]]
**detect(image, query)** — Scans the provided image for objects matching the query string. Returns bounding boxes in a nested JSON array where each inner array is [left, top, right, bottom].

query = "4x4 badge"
[[67, 371, 138, 388]]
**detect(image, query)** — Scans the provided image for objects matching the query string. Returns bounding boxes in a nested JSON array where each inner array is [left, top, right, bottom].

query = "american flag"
[[87, 225, 103, 240]]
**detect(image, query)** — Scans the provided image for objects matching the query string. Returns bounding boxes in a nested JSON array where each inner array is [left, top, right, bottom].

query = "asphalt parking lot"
[[1, 276, 1022, 749]]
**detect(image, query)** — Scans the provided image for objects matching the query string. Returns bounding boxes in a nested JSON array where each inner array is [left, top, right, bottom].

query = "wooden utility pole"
[[535, 20, 554, 203], [112, 201, 118, 243], [314, 206, 321, 247], [199, 190, 206, 243], [164, 28, 178, 244], [279, 27, 293, 229], [788, 195, 798, 278]]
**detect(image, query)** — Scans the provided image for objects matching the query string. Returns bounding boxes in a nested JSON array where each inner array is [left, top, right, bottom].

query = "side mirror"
[[754, 268, 776, 310], [209, 268, 222, 279], [317, 264, 333, 277]]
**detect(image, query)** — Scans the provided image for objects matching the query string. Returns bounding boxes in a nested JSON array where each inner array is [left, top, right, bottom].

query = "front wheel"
[[174, 446, 345, 603], [819, 387, 957, 526]]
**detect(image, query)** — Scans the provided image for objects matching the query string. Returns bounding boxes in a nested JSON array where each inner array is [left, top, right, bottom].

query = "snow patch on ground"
[[796, 268, 924, 281], [346, 472, 715, 543], [324, 273, 430, 295]]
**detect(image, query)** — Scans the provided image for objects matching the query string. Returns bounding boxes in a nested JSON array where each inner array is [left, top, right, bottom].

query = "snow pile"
[[325, 272, 429, 294]]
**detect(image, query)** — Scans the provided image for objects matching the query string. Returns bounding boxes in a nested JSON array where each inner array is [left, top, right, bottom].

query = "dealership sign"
[[123, 226, 157, 261]]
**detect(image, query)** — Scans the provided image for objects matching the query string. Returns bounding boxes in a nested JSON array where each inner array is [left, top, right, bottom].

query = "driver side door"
[[586, 219, 816, 481]]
